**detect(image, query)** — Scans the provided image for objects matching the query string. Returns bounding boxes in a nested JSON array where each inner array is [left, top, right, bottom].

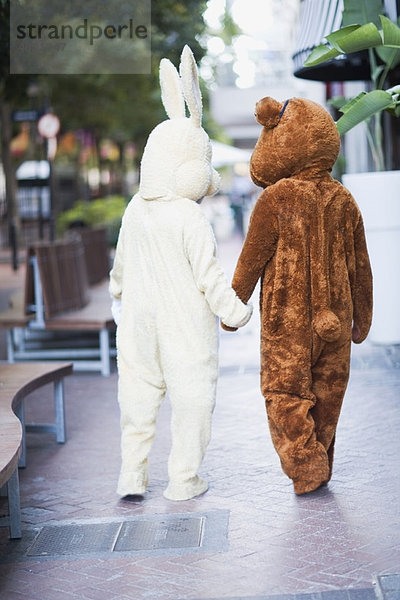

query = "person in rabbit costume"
[[109, 46, 252, 501], [223, 97, 372, 494]]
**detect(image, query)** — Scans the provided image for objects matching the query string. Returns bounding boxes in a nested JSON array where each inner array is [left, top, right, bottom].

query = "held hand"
[[111, 299, 122, 326]]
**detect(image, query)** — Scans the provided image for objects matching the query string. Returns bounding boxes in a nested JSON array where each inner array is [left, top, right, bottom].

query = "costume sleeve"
[[184, 212, 252, 328], [231, 190, 278, 303], [109, 215, 125, 300], [351, 214, 373, 343]]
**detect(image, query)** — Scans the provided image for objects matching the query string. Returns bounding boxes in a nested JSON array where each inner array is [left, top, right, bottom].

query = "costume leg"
[[264, 391, 330, 494], [163, 363, 217, 501], [260, 338, 330, 494], [117, 354, 166, 497], [310, 338, 351, 481]]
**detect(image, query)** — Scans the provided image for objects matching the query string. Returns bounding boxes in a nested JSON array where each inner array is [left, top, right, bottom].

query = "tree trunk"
[[0, 99, 20, 269]]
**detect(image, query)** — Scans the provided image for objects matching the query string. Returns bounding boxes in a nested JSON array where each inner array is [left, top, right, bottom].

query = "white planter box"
[[343, 170, 400, 344]]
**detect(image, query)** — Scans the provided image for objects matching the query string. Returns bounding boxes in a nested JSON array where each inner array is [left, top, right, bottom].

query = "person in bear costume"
[[222, 96, 373, 495], [109, 46, 252, 502]]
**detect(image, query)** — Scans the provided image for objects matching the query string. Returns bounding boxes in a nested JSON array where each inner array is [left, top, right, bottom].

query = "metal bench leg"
[[7, 468, 22, 539], [6, 330, 15, 363], [15, 401, 26, 469], [54, 378, 66, 443], [99, 329, 111, 377], [13, 327, 25, 352]]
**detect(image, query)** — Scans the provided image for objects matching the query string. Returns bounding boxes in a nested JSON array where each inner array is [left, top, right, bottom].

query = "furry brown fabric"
[[224, 97, 373, 494]]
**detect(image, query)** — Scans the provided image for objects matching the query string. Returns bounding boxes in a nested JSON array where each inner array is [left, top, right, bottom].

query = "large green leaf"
[[376, 45, 400, 69], [342, 0, 383, 28], [304, 23, 383, 67], [329, 96, 348, 110], [336, 90, 395, 134], [325, 25, 362, 50], [303, 44, 340, 67], [304, 26, 361, 67], [380, 15, 400, 47], [328, 22, 383, 53]]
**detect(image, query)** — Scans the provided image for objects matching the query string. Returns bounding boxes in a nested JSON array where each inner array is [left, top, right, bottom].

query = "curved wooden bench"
[[0, 390, 22, 539], [0, 362, 73, 538]]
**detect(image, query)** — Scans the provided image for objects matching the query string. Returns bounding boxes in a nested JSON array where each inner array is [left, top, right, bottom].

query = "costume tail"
[[313, 309, 341, 342]]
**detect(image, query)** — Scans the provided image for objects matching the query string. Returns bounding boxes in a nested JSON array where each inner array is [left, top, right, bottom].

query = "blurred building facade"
[[209, 0, 400, 174], [293, 0, 400, 174], [208, 0, 325, 150]]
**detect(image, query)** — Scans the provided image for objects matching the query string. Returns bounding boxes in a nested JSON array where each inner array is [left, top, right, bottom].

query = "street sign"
[[12, 109, 41, 122], [37, 113, 60, 139]]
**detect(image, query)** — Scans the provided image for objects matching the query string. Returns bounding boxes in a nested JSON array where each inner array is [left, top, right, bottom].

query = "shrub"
[[57, 195, 128, 246]]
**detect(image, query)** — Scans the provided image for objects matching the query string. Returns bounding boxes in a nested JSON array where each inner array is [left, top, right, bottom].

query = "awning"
[[292, 0, 370, 82], [211, 141, 252, 168]]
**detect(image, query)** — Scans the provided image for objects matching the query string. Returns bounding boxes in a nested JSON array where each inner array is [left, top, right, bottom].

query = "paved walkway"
[[0, 234, 399, 600]]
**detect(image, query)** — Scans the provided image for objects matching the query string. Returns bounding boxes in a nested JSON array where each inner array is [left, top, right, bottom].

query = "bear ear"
[[254, 97, 284, 129]]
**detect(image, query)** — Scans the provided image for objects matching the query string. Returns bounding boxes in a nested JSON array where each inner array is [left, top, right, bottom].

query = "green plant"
[[57, 195, 128, 246], [304, 0, 400, 171]]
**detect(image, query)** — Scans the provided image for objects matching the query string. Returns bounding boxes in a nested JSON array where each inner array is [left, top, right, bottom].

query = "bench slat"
[[0, 421, 22, 483], [26, 239, 90, 318], [70, 228, 110, 285], [0, 362, 73, 407], [43, 281, 114, 330]]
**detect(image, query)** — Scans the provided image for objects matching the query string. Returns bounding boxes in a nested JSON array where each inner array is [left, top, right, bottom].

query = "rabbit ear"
[[159, 58, 185, 119], [179, 45, 202, 127]]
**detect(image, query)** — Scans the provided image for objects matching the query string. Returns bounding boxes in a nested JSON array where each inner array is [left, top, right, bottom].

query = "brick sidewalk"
[[0, 235, 399, 600]]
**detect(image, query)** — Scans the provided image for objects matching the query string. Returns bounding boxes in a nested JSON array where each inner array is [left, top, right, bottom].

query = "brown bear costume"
[[223, 97, 373, 494]]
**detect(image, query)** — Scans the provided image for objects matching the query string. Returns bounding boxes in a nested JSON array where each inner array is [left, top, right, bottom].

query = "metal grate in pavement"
[[114, 515, 204, 552], [0, 509, 229, 562], [27, 521, 121, 557], [375, 574, 400, 600], [27, 515, 204, 557]]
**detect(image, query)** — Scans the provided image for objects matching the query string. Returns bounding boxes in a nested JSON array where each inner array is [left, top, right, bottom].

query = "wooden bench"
[[0, 362, 73, 538], [71, 227, 110, 286], [0, 229, 116, 376]]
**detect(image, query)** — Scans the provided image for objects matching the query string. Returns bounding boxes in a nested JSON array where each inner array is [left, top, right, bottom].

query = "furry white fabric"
[[139, 118, 219, 202], [110, 196, 252, 500], [109, 46, 252, 501]]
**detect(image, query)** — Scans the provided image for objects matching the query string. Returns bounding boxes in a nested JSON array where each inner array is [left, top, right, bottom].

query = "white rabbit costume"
[[109, 46, 252, 501]]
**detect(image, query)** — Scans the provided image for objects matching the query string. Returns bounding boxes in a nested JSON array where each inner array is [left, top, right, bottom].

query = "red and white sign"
[[37, 113, 60, 139]]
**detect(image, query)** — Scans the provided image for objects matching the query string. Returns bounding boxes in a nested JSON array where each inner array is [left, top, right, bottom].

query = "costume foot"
[[120, 493, 145, 503], [163, 476, 208, 501], [293, 479, 327, 495], [117, 472, 148, 498]]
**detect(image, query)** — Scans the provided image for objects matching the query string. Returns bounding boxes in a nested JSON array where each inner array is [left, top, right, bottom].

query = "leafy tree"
[[0, 0, 32, 267], [0, 0, 210, 263], [39, 0, 209, 157]]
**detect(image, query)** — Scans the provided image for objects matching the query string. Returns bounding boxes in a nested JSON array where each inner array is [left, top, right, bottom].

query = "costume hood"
[[250, 97, 340, 188], [139, 45, 220, 202]]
